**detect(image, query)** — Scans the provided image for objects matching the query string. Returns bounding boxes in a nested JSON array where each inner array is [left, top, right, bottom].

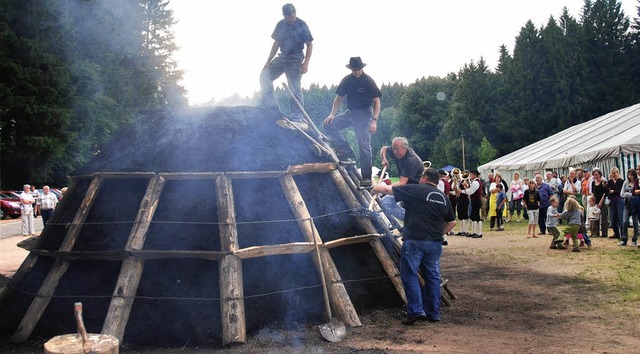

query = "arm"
[[443, 220, 456, 235], [371, 184, 393, 196], [323, 95, 344, 125], [393, 176, 410, 187], [263, 40, 280, 69], [460, 180, 479, 196], [301, 41, 312, 74], [370, 97, 381, 133], [380, 146, 390, 168]]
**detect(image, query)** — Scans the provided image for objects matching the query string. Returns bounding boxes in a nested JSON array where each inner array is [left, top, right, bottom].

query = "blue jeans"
[[400, 239, 442, 320], [260, 53, 304, 121], [324, 108, 373, 180], [380, 195, 405, 221], [610, 198, 624, 237], [622, 203, 639, 242]]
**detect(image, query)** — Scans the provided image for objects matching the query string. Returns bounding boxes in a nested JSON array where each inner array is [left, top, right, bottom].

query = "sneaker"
[[579, 241, 585, 247], [632, 241, 637, 246], [619, 241, 627, 246], [442, 240, 448, 246], [455, 232, 464, 236], [447, 231, 455, 236], [563, 240, 569, 246], [489, 228, 494, 231], [572, 247, 581, 252], [472, 234, 483, 238]]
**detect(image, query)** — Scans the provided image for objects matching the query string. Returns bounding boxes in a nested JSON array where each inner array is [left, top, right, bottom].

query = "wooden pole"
[[279, 174, 361, 327], [329, 171, 407, 304], [12, 176, 104, 343], [216, 176, 246, 346], [102, 175, 165, 341]]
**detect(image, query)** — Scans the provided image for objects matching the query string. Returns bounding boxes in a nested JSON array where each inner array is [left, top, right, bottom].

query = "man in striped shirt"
[[39, 185, 58, 226]]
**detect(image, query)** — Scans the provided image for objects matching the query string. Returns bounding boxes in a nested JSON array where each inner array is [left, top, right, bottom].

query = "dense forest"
[[1, 0, 639, 187]]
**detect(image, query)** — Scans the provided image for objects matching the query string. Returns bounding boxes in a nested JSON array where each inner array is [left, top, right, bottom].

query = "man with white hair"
[[39, 185, 58, 226], [19, 184, 36, 236], [545, 171, 559, 193]]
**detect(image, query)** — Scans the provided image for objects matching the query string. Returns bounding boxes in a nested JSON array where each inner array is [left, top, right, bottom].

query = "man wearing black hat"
[[459, 169, 484, 238], [323, 56, 381, 187], [260, 3, 313, 123]]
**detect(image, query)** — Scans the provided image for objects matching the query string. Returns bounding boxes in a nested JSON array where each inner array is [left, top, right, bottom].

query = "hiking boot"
[[402, 315, 425, 325]]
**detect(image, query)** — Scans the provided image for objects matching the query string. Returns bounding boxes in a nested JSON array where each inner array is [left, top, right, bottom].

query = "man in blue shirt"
[[535, 173, 554, 235], [260, 3, 313, 123]]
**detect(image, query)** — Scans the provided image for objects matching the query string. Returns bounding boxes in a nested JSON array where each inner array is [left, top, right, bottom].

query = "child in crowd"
[[559, 196, 584, 252], [547, 196, 565, 249], [586, 195, 601, 240], [523, 180, 540, 238], [495, 184, 507, 231]]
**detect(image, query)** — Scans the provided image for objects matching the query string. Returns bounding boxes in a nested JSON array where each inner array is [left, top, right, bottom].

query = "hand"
[[301, 62, 309, 74], [369, 120, 377, 133], [382, 159, 389, 168], [323, 114, 334, 126]]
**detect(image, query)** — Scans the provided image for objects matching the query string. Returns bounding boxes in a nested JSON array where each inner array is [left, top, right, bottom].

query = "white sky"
[[169, 0, 638, 106]]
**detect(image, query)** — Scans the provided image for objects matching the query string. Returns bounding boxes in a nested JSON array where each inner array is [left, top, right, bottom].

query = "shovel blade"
[[319, 318, 346, 342]]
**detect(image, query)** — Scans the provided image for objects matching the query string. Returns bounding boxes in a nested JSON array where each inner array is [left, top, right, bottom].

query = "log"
[[44, 333, 119, 354], [12, 176, 104, 343], [324, 234, 382, 249], [102, 175, 165, 341], [216, 176, 246, 346], [279, 174, 361, 327], [234, 242, 315, 259], [286, 162, 337, 175], [329, 170, 407, 305]]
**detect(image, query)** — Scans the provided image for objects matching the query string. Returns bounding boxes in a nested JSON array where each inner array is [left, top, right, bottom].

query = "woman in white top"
[[509, 171, 524, 222]]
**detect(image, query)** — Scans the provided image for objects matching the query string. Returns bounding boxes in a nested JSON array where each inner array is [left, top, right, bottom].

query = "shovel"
[[311, 221, 346, 342]]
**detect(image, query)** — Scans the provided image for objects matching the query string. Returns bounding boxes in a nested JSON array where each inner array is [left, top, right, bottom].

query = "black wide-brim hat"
[[346, 56, 366, 70]]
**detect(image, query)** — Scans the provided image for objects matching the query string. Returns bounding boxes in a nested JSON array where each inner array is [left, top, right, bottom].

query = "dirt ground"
[[2, 219, 640, 353]]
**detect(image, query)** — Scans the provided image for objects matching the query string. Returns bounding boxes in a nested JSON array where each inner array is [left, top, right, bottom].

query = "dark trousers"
[[324, 108, 373, 181], [538, 206, 549, 234], [41, 209, 54, 226]]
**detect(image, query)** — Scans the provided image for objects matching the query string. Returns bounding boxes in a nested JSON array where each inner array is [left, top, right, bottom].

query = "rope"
[[44, 207, 362, 227], [4, 275, 397, 302]]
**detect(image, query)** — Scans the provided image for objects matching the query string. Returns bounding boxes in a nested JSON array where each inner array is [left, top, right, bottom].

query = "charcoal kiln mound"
[[0, 106, 405, 349]]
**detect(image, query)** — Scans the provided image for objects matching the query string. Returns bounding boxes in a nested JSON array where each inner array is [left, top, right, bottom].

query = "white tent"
[[479, 102, 640, 178]]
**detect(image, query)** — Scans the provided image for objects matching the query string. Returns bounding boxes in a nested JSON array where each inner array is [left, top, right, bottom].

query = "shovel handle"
[[368, 165, 387, 210]]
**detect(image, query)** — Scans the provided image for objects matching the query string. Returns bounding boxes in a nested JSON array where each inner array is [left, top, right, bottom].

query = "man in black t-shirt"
[[323, 56, 381, 187], [372, 168, 456, 325]]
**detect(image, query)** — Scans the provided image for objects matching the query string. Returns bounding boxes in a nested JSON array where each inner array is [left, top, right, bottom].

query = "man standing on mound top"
[[323, 56, 381, 187], [260, 3, 313, 125]]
